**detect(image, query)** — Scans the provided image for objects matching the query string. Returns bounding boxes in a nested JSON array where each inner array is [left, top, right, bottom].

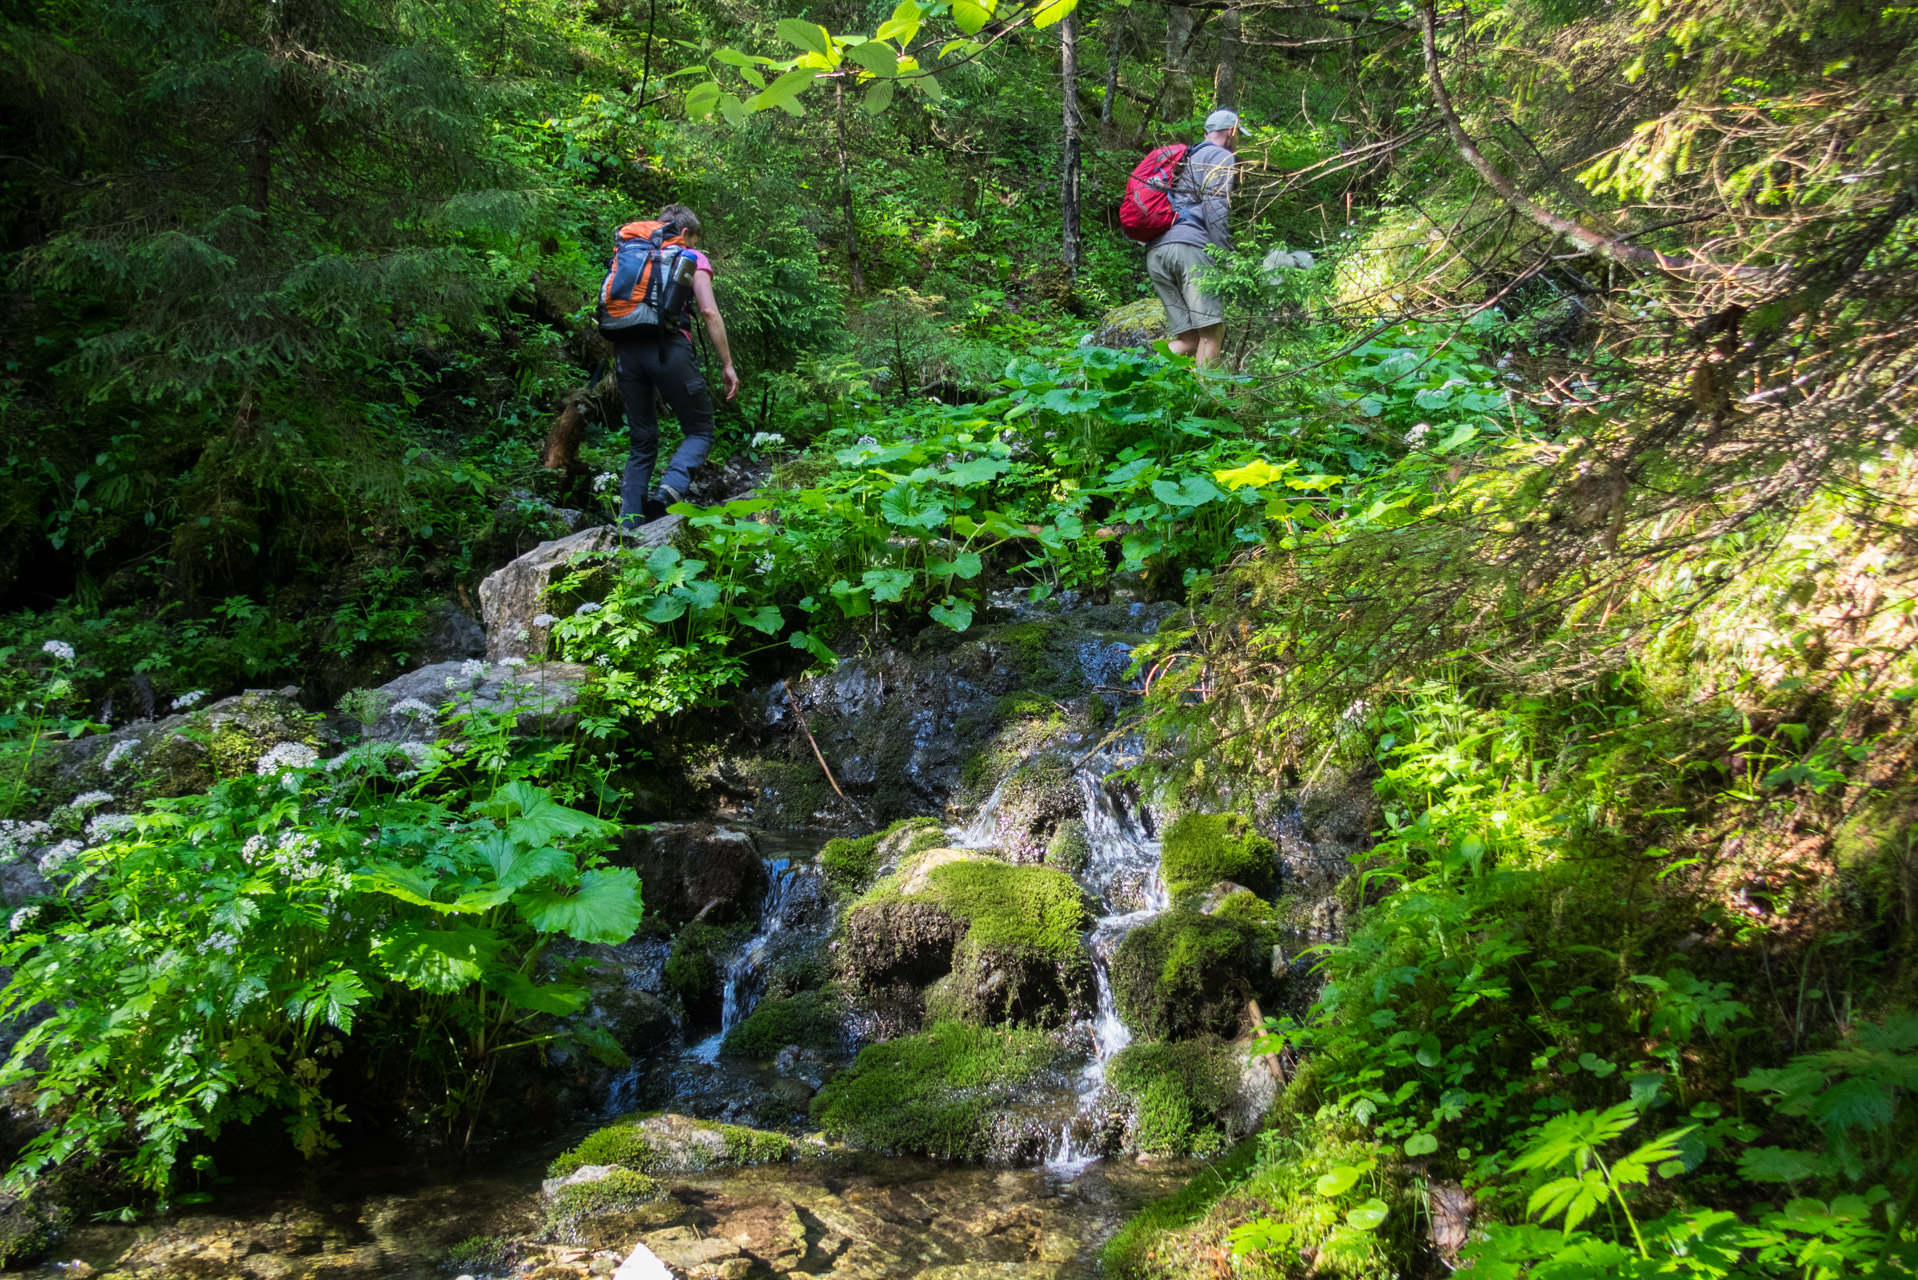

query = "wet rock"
[[610, 824, 765, 926], [413, 602, 487, 667], [774, 1045, 831, 1090], [640, 1227, 744, 1273], [544, 1164, 625, 1200], [479, 520, 686, 662], [24, 687, 319, 818], [548, 1113, 797, 1180], [1092, 297, 1168, 350], [362, 661, 593, 744], [1109, 910, 1266, 1041]]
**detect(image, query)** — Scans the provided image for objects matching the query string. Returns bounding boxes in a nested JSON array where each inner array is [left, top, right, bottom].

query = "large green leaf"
[[928, 596, 974, 631], [517, 868, 644, 944], [355, 862, 446, 910], [862, 80, 895, 114], [472, 831, 574, 891], [484, 967, 587, 1015], [481, 782, 612, 847], [861, 568, 915, 602], [374, 927, 500, 994], [1031, 0, 1076, 27], [1151, 476, 1224, 508], [846, 41, 899, 77], [880, 484, 946, 529], [752, 67, 818, 114], [874, 0, 922, 44], [937, 457, 1010, 486], [775, 18, 831, 57]]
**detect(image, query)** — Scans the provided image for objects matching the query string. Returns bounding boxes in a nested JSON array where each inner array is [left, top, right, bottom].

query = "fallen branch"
[[785, 683, 873, 825]]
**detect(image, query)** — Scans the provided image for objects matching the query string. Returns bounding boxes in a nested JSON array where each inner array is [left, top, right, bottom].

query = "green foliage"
[[546, 1169, 665, 1231], [818, 816, 944, 896], [439, 1235, 509, 1274], [0, 754, 636, 1196], [721, 991, 843, 1058], [547, 1114, 794, 1179], [1160, 812, 1276, 901], [1109, 1038, 1240, 1158], [810, 1021, 1070, 1159], [664, 922, 735, 1011]]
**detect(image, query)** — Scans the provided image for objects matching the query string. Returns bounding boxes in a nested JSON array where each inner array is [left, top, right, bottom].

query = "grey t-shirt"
[[1149, 141, 1236, 252]]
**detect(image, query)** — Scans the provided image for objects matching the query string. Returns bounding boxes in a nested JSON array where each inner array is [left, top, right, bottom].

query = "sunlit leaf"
[[684, 80, 721, 119], [516, 868, 644, 944], [929, 596, 974, 631], [1031, 0, 1077, 27], [847, 42, 899, 77], [775, 17, 832, 56]]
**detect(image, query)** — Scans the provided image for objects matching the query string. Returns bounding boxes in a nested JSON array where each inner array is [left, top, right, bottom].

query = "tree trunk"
[[1163, 6, 1198, 123], [1062, 13, 1083, 278], [834, 80, 865, 295], [1100, 18, 1121, 128], [1213, 3, 1241, 112]]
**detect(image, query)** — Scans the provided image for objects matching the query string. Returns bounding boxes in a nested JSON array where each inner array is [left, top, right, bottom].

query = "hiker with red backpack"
[[1120, 109, 1242, 367], [597, 202, 740, 528]]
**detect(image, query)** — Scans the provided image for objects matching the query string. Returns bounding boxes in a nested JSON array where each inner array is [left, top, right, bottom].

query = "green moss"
[[1046, 818, 1091, 875], [1111, 910, 1259, 1041], [721, 990, 842, 1058], [439, 1234, 508, 1274], [810, 1021, 1071, 1159], [1210, 889, 1278, 926], [1160, 812, 1277, 901], [1109, 1038, 1239, 1157], [820, 815, 943, 896], [927, 859, 1088, 960], [550, 1168, 664, 1216], [548, 1113, 794, 1179], [664, 920, 737, 1009]]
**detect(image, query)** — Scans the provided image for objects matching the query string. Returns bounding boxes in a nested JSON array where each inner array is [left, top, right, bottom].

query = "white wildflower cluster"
[[41, 639, 74, 661], [856, 435, 879, 447], [595, 654, 612, 668], [270, 832, 326, 880], [574, 601, 603, 616], [9, 906, 40, 933], [103, 739, 140, 771], [532, 613, 558, 628], [592, 471, 620, 493], [395, 741, 435, 774], [170, 690, 206, 711], [256, 741, 319, 777], [206, 931, 240, 953], [459, 658, 488, 682], [86, 813, 137, 842], [750, 431, 786, 450], [755, 555, 775, 574], [72, 790, 113, 810], [0, 819, 51, 864], [500, 657, 527, 669], [1406, 422, 1432, 446], [390, 699, 437, 720], [242, 834, 270, 863], [39, 839, 83, 873]]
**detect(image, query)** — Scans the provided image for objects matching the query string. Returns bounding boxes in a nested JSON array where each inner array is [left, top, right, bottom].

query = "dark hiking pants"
[[612, 336, 715, 527]]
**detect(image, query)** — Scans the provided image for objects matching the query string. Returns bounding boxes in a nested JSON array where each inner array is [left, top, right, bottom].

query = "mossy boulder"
[[721, 991, 843, 1058], [665, 920, 744, 1026], [810, 1021, 1077, 1160], [1108, 1037, 1243, 1157], [1161, 812, 1277, 901], [819, 816, 944, 897], [547, 1112, 796, 1181], [966, 753, 1081, 863], [840, 851, 1093, 1030], [544, 1167, 677, 1247], [1110, 909, 1266, 1040]]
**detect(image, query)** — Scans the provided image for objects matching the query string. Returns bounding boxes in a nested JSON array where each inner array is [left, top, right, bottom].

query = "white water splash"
[[684, 858, 808, 1064]]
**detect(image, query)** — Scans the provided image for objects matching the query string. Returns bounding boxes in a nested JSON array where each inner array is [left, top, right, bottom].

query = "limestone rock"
[[1091, 296, 1168, 349], [609, 823, 765, 926], [479, 519, 685, 662], [412, 601, 486, 667], [361, 660, 593, 744], [543, 1164, 623, 1200]]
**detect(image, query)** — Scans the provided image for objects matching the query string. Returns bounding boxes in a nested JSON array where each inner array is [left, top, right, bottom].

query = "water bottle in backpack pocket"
[[597, 220, 698, 339]]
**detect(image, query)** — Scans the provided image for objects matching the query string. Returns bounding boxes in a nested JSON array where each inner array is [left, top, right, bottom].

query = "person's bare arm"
[[692, 271, 739, 401]]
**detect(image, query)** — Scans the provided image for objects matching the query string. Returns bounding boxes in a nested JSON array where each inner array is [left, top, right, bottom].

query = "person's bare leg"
[[1193, 323, 1225, 367], [1166, 329, 1200, 357]]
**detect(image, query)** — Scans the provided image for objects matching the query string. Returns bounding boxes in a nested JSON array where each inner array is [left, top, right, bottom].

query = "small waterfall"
[[685, 858, 806, 1063]]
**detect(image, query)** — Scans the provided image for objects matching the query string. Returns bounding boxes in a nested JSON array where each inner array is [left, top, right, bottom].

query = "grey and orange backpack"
[[596, 219, 698, 339]]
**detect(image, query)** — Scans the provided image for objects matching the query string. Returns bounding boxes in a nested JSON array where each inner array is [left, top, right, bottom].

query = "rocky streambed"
[[3, 526, 1379, 1280]]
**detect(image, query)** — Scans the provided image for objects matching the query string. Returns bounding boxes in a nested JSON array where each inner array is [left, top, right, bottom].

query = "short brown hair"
[[658, 204, 701, 239]]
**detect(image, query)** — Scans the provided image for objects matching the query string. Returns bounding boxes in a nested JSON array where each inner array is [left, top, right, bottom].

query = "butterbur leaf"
[[485, 967, 587, 1016], [356, 862, 444, 910], [644, 545, 682, 579], [732, 605, 784, 634], [1150, 476, 1223, 509], [643, 593, 689, 623], [880, 484, 946, 529], [1404, 1133, 1439, 1156], [485, 782, 610, 846], [775, 17, 832, 56], [375, 926, 500, 993], [1214, 459, 1291, 490], [929, 552, 982, 579], [862, 568, 915, 602], [928, 596, 973, 631], [516, 867, 644, 944], [1346, 1198, 1389, 1231], [939, 456, 1011, 485]]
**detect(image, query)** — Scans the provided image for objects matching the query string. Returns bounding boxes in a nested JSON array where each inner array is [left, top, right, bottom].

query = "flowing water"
[[958, 748, 1171, 1176], [685, 857, 815, 1064]]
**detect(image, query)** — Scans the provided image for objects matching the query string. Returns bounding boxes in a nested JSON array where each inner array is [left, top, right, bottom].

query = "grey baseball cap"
[[1204, 108, 1241, 132]]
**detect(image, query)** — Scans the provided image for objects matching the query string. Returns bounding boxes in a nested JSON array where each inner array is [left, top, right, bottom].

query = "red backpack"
[[1119, 144, 1191, 243]]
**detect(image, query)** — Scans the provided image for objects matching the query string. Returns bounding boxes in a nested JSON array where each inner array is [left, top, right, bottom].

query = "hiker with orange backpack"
[[596, 202, 740, 528], [1120, 109, 1242, 367]]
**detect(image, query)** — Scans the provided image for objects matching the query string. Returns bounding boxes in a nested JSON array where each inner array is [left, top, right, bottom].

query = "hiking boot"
[[644, 484, 683, 521]]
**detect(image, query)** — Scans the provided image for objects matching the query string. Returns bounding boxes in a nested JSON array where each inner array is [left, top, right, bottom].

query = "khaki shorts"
[[1146, 241, 1224, 336]]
